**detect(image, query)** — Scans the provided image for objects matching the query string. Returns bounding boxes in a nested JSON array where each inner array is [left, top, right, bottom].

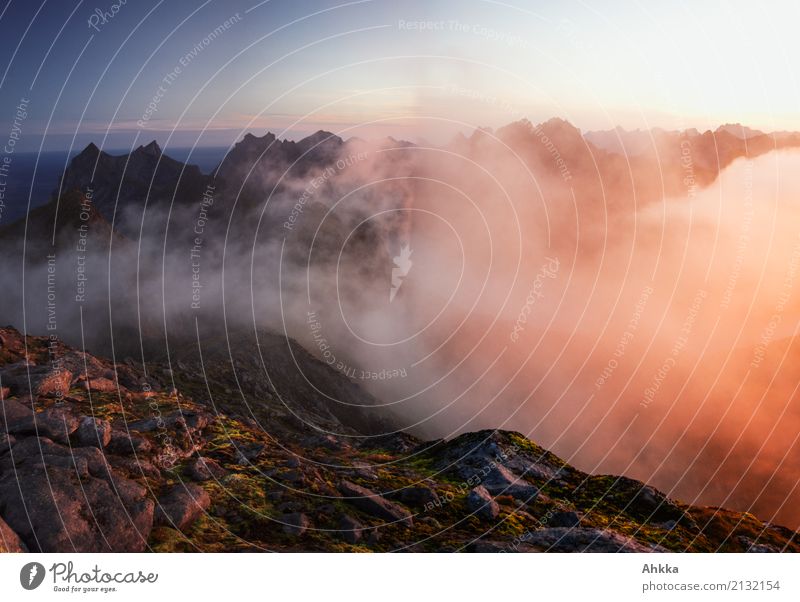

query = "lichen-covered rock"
[[0, 452, 153, 552], [5, 406, 79, 444], [522, 528, 664, 553], [281, 512, 311, 536], [185, 456, 226, 481], [154, 483, 210, 531], [0, 363, 72, 398], [75, 416, 113, 448], [338, 515, 363, 544], [0, 515, 27, 552], [467, 485, 500, 520], [106, 431, 153, 455], [338, 480, 413, 527]]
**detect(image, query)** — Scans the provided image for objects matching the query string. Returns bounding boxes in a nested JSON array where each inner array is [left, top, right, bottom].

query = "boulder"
[[85, 377, 118, 393], [338, 515, 363, 544], [390, 486, 439, 507], [234, 442, 266, 464], [0, 462, 153, 552], [0, 433, 14, 455], [106, 431, 152, 455], [281, 512, 311, 536], [0, 364, 72, 398], [106, 455, 161, 480], [467, 485, 500, 520], [127, 411, 208, 434], [75, 416, 112, 448], [58, 351, 109, 384], [546, 510, 582, 528], [593, 476, 684, 523], [522, 527, 664, 553], [0, 515, 27, 552], [0, 398, 33, 426], [6, 406, 79, 444], [2, 436, 110, 478], [154, 483, 210, 531], [338, 480, 413, 527], [481, 464, 540, 501], [738, 536, 782, 553], [185, 456, 226, 481]]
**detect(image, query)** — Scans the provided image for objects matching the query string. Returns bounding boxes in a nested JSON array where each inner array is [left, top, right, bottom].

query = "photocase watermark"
[[595, 284, 654, 389], [721, 159, 754, 310], [43, 253, 67, 405], [444, 83, 524, 121], [390, 243, 412, 302], [283, 151, 368, 231], [138, 13, 242, 127], [0, 97, 30, 226], [145, 389, 180, 469], [20, 562, 45, 590], [190, 184, 215, 309], [74, 187, 94, 304], [21, 560, 158, 593], [398, 19, 529, 48], [680, 136, 699, 201], [751, 232, 800, 368], [442, 85, 573, 182], [510, 256, 559, 343], [422, 443, 521, 513], [306, 310, 408, 380], [640, 289, 707, 409], [87, 0, 127, 32], [532, 122, 573, 182]]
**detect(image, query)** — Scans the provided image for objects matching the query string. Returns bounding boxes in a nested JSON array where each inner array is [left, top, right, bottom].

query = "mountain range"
[[1, 119, 800, 552]]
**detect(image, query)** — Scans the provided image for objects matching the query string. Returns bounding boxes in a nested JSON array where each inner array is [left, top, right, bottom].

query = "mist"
[[3, 128, 800, 529]]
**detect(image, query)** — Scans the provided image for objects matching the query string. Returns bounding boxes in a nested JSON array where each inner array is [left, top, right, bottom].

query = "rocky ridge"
[[1, 326, 797, 553]]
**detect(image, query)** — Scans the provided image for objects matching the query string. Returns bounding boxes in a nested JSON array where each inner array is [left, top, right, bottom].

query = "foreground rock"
[[467, 485, 500, 520], [75, 416, 113, 448], [0, 439, 153, 552], [0, 325, 798, 553], [154, 483, 211, 531], [0, 515, 27, 552], [0, 364, 72, 398], [281, 512, 311, 536], [5, 406, 79, 444], [521, 528, 664, 553], [186, 456, 226, 482], [338, 481, 413, 527]]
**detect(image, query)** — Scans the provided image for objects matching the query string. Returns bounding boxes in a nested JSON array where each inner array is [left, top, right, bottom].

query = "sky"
[[1, 0, 799, 151]]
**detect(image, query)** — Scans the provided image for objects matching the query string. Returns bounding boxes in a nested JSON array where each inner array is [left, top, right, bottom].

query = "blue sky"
[[1, 0, 799, 151]]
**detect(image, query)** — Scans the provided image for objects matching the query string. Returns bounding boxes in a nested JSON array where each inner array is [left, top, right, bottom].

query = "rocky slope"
[[1, 326, 797, 553]]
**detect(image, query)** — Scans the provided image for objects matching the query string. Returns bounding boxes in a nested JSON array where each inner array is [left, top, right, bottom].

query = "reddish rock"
[[338, 480, 413, 527], [186, 456, 226, 481], [154, 483, 210, 531], [5, 406, 79, 444], [75, 416, 113, 448], [0, 458, 153, 552], [0, 515, 27, 552]]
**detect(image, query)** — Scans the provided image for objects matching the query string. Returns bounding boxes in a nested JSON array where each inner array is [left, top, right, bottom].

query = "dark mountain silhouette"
[[58, 140, 213, 236]]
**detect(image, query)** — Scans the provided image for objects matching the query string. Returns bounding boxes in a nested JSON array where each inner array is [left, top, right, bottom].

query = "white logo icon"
[[390, 244, 413, 302], [20, 562, 45, 590]]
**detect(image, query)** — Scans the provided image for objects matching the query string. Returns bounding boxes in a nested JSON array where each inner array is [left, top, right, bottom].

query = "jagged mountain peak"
[[715, 123, 765, 139], [135, 139, 162, 157]]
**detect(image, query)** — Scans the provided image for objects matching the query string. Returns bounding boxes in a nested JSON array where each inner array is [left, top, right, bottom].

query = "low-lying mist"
[[4, 130, 800, 528]]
